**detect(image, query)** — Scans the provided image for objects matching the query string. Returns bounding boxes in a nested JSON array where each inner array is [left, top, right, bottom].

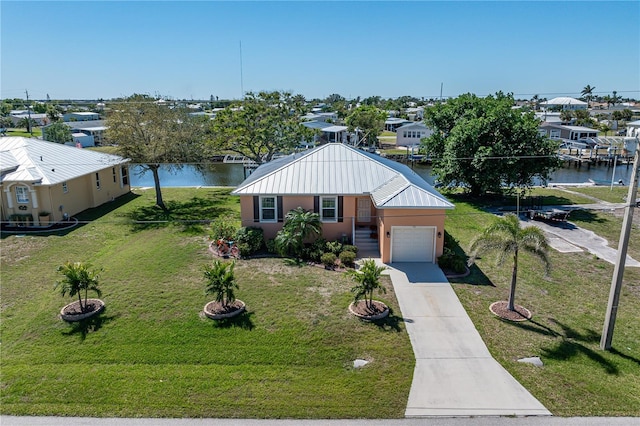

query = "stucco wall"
[[378, 208, 447, 263]]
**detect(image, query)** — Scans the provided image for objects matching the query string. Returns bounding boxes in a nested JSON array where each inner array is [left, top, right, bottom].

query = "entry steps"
[[354, 227, 380, 258]]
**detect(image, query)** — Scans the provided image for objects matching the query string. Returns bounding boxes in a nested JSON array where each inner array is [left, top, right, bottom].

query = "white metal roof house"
[[232, 143, 454, 263], [626, 120, 640, 138], [0, 137, 130, 227], [541, 97, 588, 111], [395, 122, 434, 147]]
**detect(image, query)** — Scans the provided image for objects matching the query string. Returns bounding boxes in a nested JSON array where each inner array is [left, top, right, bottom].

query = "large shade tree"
[[468, 214, 550, 312], [44, 121, 72, 144], [209, 91, 313, 165], [422, 92, 560, 196], [345, 105, 386, 148], [106, 94, 210, 210]]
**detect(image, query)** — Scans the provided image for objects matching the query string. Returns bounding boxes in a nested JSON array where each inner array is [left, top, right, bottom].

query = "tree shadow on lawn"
[[568, 208, 609, 224], [371, 308, 405, 332], [61, 308, 118, 341], [505, 317, 620, 375], [124, 196, 238, 234], [209, 311, 255, 330]]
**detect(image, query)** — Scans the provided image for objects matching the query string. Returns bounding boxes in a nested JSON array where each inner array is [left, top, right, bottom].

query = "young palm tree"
[[346, 259, 387, 309], [581, 84, 595, 106], [204, 260, 238, 308], [468, 214, 550, 312], [275, 207, 322, 258], [55, 262, 103, 313]]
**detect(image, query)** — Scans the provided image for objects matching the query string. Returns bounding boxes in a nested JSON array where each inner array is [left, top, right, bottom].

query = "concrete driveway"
[[384, 262, 551, 417]]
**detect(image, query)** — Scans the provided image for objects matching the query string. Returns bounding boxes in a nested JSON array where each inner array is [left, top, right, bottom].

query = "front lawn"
[[445, 196, 640, 416], [0, 187, 414, 418]]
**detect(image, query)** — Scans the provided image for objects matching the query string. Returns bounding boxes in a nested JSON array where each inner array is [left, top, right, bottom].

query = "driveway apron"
[[384, 262, 551, 417]]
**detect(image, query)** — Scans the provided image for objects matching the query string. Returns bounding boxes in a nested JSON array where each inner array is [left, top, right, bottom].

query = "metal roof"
[[0, 137, 128, 185], [321, 125, 348, 133], [542, 97, 587, 106], [232, 143, 453, 209]]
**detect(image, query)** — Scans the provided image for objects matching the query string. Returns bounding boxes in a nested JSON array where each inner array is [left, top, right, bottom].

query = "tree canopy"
[[345, 105, 386, 147], [209, 91, 313, 165], [422, 92, 560, 196], [106, 95, 209, 210], [44, 122, 72, 144]]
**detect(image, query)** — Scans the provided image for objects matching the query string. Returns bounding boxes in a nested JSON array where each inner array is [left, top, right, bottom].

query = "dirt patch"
[[489, 301, 532, 322]]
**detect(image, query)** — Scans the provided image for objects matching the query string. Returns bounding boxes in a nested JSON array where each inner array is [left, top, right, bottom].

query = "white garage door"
[[391, 226, 435, 262]]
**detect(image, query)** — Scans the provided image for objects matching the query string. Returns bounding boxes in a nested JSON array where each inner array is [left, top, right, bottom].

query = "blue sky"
[[2, 1, 639, 101]]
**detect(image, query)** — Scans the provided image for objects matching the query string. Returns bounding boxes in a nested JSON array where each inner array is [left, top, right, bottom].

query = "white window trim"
[[16, 186, 29, 203], [259, 196, 277, 223], [320, 196, 338, 222]]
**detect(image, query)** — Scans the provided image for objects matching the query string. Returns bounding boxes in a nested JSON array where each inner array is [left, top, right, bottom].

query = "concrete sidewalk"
[[383, 262, 551, 417]]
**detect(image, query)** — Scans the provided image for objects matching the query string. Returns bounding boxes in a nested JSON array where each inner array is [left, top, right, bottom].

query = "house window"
[[96, 172, 101, 189], [320, 196, 337, 222], [121, 166, 129, 186], [62, 182, 68, 193], [112, 167, 117, 183], [15, 186, 29, 203], [260, 196, 277, 222]]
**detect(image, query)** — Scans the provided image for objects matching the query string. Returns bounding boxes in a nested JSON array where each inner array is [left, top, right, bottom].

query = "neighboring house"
[[302, 112, 338, 123], [301, 120, 348, 144], [405, 107, 424, 121], [9, 112, 48, 127], [232, 143, 454, 264], [534, 112, 563, 124], [395, 122, 434, 147], [539, 123, 599, 141], [71, 132, 95, 147], [0, 137, 130, 226], [540, 97, 588, 111], [384, 117, 411, 132], [63, 112, 100, 122], [42, 120, 107, 146], [626, 120, 640, 138]]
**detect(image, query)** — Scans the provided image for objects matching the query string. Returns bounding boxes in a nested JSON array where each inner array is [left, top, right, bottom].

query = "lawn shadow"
[[506, 317, 620, 375], [209, 310, 255, 330], [567, 208, 608, 224], [372, 308, 404, 332], [124, 195, 238, 233], [61, 308, 117, 341], [609, 348, 640, 367]]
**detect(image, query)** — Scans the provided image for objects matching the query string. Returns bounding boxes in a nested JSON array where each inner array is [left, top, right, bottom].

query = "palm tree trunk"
[[508, 250, 518, 311], [78, 292, 85, 313]]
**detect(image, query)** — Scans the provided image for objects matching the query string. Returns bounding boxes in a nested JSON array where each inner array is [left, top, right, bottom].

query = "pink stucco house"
[[232, 143, 454, 263]]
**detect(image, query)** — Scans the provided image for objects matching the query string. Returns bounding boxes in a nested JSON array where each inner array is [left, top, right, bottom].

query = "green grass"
[[6, 128, 42, 137], [0, 187, 413, 418], [445, 198, 640, 416], [562, 185, 638, 204]]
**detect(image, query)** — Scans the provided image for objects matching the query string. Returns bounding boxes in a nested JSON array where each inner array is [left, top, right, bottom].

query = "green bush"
[[438, 247, 467, 274], [265, 239, 277, 254], [339, 250, 356, 267], [325, 241, 343, 255], [235, 227, 264, 256], [341, 244, 359, 254], [320, 252, 337, 269], [210, 216, 238, 241]]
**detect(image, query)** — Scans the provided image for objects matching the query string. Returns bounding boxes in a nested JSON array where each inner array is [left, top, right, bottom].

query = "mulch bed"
[[350, 300, 387, 316], [489, 301, 532, 322], [205, 300, 245, 315], [62, 300, 102, 316]]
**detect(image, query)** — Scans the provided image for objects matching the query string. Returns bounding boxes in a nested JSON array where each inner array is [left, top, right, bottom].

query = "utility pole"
[[600, 138, 639, 350], [25, 89, 33, 135]]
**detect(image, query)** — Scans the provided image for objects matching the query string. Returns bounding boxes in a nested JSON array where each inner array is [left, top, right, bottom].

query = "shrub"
[[339, 250, 356, 267], [203, 260, 238, 308], [438, 247, 467, 274], [265, 239, 277, 254], [235, 227, 264, 256], [320, 252, 337, 269], [325, 241, 343, 255], [341, 244, 359, 254], [210, 216, 238, 241]]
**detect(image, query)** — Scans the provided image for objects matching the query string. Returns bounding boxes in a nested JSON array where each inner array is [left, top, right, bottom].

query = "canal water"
[[130, 160, 638, 188]]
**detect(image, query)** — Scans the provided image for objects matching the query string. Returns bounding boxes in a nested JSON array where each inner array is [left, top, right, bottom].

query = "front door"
[[357, 197, 371, 223]]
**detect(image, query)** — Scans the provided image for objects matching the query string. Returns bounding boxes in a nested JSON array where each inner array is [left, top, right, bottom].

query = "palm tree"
[[275, 207, 322, 258], [204, 260, 238, 309], [468, 214, 550, 312], [581, 84, 595, 106], [55, 262, 103, 313], [346, 259, 387, 309]]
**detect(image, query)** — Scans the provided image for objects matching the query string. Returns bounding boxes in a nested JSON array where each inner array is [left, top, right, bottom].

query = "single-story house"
[[385, 117, 411, 132], [0, 137, 130, 226], [42, 120, 108, 146], [232, 143, 454, 264], [538, 123, 599, 141], [396, 122, 434, 147], [540, 97, 588, 111], [9, 112, 49, 127], [63, 112, 100, 122], [301, 120, 348, 144]]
